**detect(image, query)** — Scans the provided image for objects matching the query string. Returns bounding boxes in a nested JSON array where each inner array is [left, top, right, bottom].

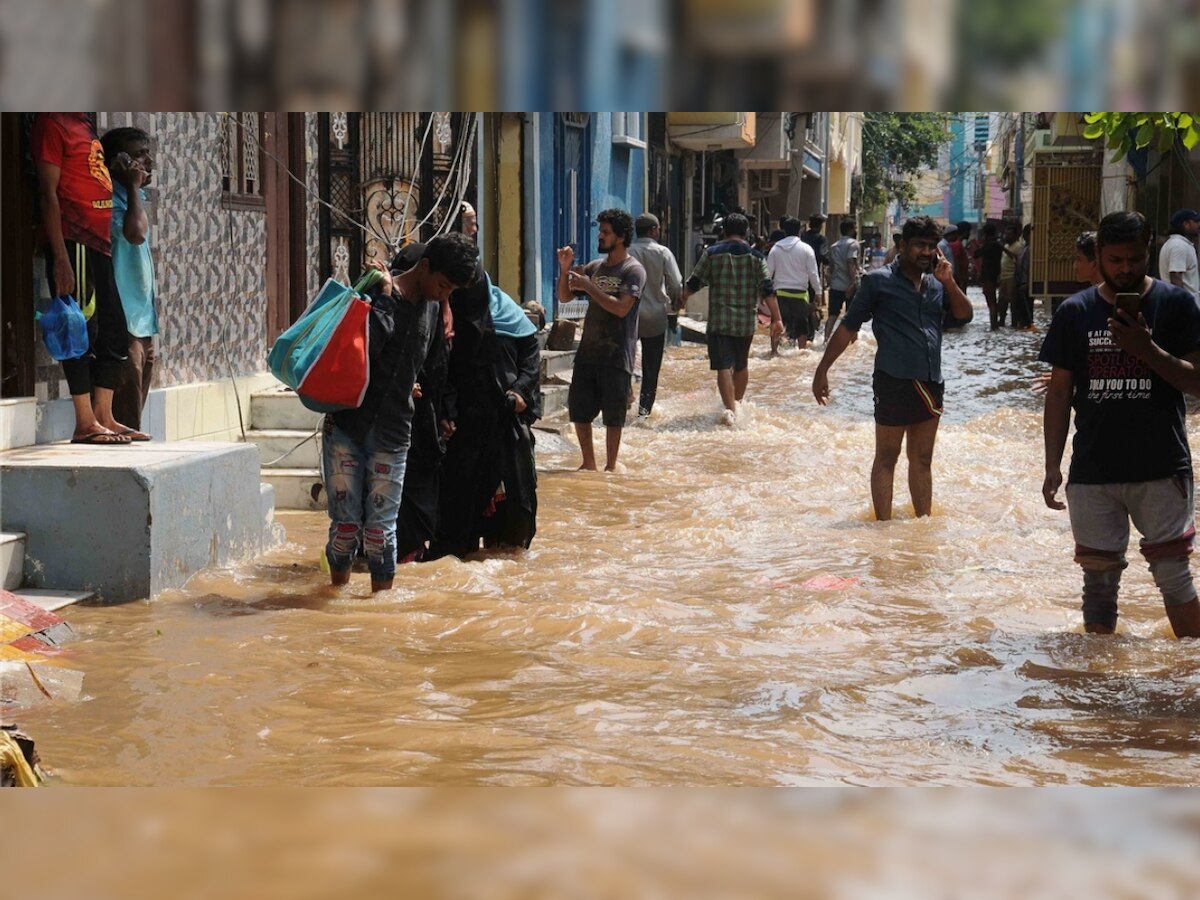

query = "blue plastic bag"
[[36, 295, 90, 361]]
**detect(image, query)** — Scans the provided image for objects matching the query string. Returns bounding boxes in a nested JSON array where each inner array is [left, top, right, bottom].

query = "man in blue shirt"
[[101, 127, 157, 436], [812, 216, 973, 520], [1041, 211, 1200, 638]]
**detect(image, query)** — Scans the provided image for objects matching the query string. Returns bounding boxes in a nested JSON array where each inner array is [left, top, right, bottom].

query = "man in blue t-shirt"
[[100, 126, 158, 435], [1040, 210, 1200, 638]]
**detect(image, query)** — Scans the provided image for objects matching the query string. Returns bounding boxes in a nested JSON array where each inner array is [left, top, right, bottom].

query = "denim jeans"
[[321, 419, 409, 582]]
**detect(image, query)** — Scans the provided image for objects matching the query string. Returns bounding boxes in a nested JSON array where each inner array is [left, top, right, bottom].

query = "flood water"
[[20, 291, 1200, 786]]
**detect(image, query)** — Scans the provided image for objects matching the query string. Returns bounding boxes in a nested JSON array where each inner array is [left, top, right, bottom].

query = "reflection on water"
[[18, 294, 1200, 785]]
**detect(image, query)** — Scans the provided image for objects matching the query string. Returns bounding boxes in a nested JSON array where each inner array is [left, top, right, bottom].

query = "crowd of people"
[[30, 113, 1200, 640]]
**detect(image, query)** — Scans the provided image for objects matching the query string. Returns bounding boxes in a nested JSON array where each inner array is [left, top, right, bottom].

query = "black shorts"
[[707, 332, 753, 372], [828, 288, 849, 318], [776, 291, 813, 341], [872, 370, 944, 427], [569, 363, 632, 427]]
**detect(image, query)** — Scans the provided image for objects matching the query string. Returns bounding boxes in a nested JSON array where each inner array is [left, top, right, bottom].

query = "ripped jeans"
[[321, 420, 409, 582], [1067, 476, 1197, 630]]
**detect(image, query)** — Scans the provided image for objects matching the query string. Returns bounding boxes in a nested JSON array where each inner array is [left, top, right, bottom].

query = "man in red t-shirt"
[[31, 112, 145, 443]]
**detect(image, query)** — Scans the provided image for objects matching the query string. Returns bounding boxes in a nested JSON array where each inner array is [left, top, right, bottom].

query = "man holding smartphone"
[[1040, 211, 1200, 638], [812, 215, 973, 521]]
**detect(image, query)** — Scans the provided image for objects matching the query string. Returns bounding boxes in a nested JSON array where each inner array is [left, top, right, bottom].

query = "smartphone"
[[1114, 292, 1141, 318]]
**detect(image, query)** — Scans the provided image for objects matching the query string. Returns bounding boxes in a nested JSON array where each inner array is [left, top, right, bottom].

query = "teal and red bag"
[[267, 269, 383, 413]]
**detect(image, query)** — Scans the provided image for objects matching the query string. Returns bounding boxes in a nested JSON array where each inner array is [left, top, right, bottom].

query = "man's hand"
[[770, 317, 785, 338], [365, 259, 393, 294], [52, 254, 75, 298], [1108, 308, 1153, 360], [932, 248, 954, 286], [507, 390, 528, 414], [111, 151, 146, 190], [1042, 469, 1066, 510], [812, 367, 831, 406], [412, 382, 423, 400], [439, 419, 456, 442], [557, 245, 575, 272], [567, 270, 593, 295]]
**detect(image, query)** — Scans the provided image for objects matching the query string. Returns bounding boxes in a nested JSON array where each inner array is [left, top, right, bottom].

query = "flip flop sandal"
[[70, 430, 131, 445]]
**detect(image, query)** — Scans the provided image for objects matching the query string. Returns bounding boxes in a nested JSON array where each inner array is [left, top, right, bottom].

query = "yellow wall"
[[497, 115, 522, 295]]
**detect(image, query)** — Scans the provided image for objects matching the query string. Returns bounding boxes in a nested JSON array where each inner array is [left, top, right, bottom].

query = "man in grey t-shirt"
[[825, 220, 861, 340], [628, 213, 683, 416], [558, 208, 647, 472]]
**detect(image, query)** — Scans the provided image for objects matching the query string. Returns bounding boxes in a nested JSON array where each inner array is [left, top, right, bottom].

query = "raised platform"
[[0, 441, 281, 604]]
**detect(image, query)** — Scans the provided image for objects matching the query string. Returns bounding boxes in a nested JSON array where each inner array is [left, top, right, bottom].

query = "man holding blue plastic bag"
[[31, 113, 144, 444], [322, 233, 478, 593]]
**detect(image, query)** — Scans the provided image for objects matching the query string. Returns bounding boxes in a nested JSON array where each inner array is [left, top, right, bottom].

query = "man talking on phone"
[[1040, 211, 1200, 638], [812, 216, 973, 520]]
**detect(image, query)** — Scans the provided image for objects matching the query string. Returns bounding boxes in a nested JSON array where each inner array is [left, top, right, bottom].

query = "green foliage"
[[857, 113, 952, 214], [1082, 112, 1200, 163]]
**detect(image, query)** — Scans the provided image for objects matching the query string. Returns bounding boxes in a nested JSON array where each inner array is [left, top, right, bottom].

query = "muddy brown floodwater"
[[20, 292, 1200, 785]]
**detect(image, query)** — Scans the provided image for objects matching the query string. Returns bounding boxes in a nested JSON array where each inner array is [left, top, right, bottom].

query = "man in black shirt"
[[1041, 211, 1200, 637]]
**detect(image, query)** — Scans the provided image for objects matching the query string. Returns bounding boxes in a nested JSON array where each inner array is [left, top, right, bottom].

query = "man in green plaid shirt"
[[682, 213, 783, 426]]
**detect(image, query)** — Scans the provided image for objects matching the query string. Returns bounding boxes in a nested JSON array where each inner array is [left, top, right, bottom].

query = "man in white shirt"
[[767, 216, 823, 352], [1158, 208, 1200, 297]]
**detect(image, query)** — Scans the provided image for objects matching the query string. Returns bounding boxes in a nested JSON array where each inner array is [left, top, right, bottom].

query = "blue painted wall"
[[532, 114, 647, 318]]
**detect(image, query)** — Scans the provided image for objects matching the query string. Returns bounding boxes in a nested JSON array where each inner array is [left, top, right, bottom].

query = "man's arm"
[[933, 249, 973, 321], [1109, 310, 1200, 397], [35, 160, 75, 297], [570, 272, 636, 317], [1042, 367, 1073, 510], [663, 249, 683, 310], [1170, 272, 1187, 289], [812, 324, 855, 405], [556, 245, 577, 302], [111, 154, 149, 244]]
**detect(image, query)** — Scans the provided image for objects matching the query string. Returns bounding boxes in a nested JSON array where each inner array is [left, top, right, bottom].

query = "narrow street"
[[20, 293, 1200, 786]]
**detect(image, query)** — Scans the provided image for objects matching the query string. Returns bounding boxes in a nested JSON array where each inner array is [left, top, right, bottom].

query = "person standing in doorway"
[[767, 216, 823, 352], [1041, 210, 1200, 638], [682, 213, 783, 427], [825, 220, 861, 341], [627, 213, 683, 417], [812, 216, 973, 520], [1158, 208, 1200, 298], [101, 127, 158, 435], [558, 208, 646, 471], [31, 113, 141, 444]]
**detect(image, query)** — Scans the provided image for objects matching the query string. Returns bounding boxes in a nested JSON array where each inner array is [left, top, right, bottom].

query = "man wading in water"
[[812, 216, 973, 520]]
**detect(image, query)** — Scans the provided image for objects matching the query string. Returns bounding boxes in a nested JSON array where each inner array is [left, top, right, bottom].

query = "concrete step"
[[263, 468, 327, 511], [10, 588, 95, 613], [542, 384, 569, 419], [540, 349, 576, 381], [250, 388, 324, 432], [1, 532, 24, 590], [244, 429, 320, 469]]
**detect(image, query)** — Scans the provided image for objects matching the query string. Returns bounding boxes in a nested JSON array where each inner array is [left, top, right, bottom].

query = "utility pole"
[[1014, 113, 1025, 221]]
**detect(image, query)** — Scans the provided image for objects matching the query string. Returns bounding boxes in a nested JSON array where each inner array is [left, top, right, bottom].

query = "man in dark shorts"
[[812, 215, 973, 520], [682, 213, 783, 427], [558, 208, 646, 471], [767, 216, 823, 353]]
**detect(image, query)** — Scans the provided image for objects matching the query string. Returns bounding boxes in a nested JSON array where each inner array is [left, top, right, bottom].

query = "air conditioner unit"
[[757, 169, 779, 193]]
